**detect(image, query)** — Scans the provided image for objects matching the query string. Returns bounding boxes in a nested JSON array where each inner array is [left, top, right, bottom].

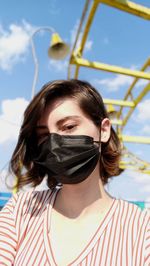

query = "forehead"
[[37, 98, 85, 126]]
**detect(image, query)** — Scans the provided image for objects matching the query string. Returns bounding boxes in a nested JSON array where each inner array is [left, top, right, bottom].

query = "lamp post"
[[12, 27, 70, 194], [30, 26, 70, 99]]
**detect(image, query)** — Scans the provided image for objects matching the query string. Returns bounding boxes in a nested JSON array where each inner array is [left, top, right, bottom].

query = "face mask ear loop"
[[99, 122, 102, 153], [99, 122, 103, 180], [94, 123, 102, 153]]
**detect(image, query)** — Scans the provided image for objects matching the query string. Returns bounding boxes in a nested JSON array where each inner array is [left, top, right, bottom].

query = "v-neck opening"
[[43, 188, 119, 266]]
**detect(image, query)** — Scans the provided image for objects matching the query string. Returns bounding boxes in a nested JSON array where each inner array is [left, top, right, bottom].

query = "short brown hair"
[[9, 79, 121, 190]]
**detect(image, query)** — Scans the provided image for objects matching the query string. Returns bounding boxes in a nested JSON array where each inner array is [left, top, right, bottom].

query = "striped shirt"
[[0, 188, 149, 266]]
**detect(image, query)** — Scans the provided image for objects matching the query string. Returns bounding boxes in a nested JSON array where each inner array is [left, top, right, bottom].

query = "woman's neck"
[[54, 172, 112, 219]]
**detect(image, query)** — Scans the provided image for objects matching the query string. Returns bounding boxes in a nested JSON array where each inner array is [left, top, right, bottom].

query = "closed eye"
[[61, 124, 77, 133]]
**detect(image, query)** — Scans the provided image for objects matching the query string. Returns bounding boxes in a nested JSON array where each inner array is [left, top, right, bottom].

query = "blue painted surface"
[[0, 192, 12, 197], [0, 199, 9, 206], [129, 201, 145, 210], [0, 192, 12, 209]]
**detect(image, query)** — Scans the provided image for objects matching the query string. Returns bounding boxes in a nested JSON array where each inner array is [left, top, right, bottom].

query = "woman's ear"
[[100, 118, 111, 143]]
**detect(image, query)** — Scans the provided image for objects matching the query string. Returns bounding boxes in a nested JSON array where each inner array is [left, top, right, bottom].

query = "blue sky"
[[0, 0, 150, 204]]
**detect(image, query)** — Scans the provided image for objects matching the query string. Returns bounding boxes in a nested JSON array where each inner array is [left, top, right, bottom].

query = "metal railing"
[[67, 0, 150, 174]]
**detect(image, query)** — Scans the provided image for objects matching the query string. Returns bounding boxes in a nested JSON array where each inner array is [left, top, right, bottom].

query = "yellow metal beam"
[[134, 82, 150, 105], [68, 0, 150, 79], [74, 0, 99, 78], [122, 82, 150, 128], [68, 0, 150, 174], [104, 98, 135, 107], [111, 119, 123, 125], [119, 135, 150, 144], [79, 1, 99, 55], [123, 58, 150, 102], [71, 55, 150, 80], [141, 170, 150, 174], [117, 58, 150, 120], [100, 0, 150, 20], [68, 0, 91, 79], [119, 164, 150, 174]]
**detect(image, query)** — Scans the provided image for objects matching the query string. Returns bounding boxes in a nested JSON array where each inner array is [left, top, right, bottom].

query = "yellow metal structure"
[[68, 0, 150, 174]]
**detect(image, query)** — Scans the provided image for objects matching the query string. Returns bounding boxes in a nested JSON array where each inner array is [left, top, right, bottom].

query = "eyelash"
[[61, 124, 77, 132], [37, 124, 78, 142]]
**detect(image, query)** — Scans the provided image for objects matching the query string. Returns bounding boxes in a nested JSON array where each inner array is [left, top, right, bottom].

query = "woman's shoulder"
[[119, 198, 150, 214], [10, 188, 54, 217], [16, 187, 53, 201], [118, 198, 150, 217], [117, 198, 150, 231]]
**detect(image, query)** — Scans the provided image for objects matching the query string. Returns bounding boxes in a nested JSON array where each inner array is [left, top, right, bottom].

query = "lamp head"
[[48, 32, 70, 60]]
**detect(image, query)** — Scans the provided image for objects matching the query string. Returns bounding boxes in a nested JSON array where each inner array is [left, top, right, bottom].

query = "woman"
[[0, 79, 149, 266]]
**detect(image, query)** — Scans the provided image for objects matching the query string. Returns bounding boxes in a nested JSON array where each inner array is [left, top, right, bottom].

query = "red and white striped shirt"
[[0, 188, 149, 266]]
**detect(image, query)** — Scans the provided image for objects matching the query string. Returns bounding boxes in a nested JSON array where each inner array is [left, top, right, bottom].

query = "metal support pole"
[[30, 27, 55, 99]]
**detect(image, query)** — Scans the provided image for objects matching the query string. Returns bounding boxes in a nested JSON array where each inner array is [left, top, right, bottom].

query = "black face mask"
[[33, 133, 100, 184]]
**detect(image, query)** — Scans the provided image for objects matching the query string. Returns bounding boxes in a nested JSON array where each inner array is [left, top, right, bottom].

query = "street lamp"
[[30, 26, 70, 99]]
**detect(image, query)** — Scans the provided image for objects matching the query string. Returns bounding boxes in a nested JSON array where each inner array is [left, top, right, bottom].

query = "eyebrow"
[[36, 116, 81, 130]]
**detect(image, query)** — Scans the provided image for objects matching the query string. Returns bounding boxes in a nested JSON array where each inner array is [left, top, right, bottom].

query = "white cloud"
[[142, 125, 150, 134], [94, 74, 133, 92], [70, 20, 93, 53], [93, 69, 150, 92], [48, 59, 68, 72], [84, 39, 93, 51], [128, 170, 150, 184], [122, 170, 150, 202], [136, 99, 150, 122], [0, 169, 14, 192], [126, 170, 150, 194], [0, 98, 29, 144], [143, 186, 150, 193], [0, 169, 8, 192], [145, 197, 150, 208], [135, 79, 149, 88], [0, 20, 35, 71]]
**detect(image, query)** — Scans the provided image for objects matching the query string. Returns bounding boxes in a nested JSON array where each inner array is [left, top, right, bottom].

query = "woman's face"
[[36, 98, 111, 145]]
